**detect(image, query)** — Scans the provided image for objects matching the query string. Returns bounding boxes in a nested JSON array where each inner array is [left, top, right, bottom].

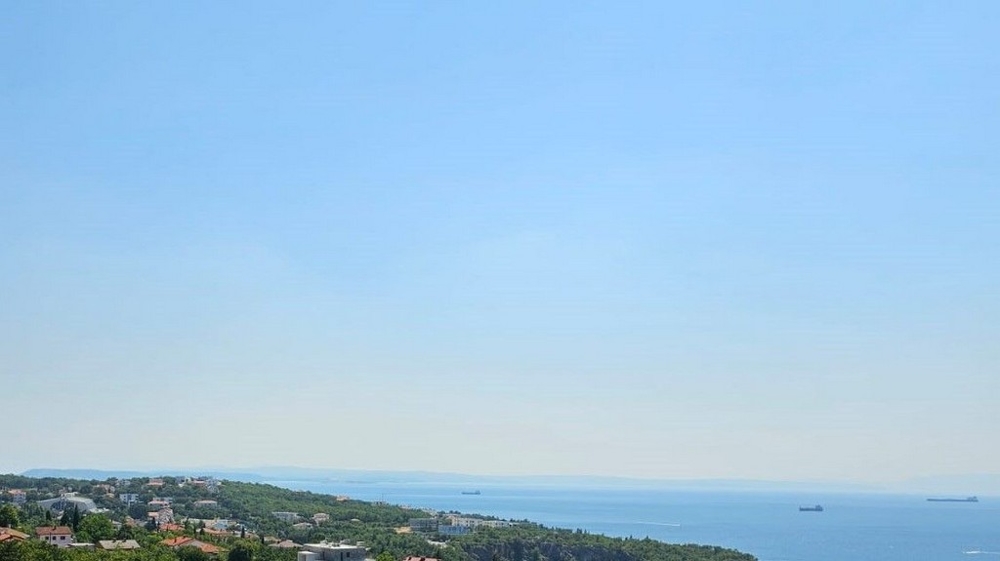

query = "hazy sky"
[[2, 2, 998, 484]]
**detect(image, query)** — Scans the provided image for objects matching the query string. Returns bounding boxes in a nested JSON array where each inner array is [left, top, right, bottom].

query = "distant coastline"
[[12, 467, 1000, 496], [14, 467, 879, 493]]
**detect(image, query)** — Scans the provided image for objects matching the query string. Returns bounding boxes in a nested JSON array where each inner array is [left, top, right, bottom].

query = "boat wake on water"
[[964, 551, 1000, 556]]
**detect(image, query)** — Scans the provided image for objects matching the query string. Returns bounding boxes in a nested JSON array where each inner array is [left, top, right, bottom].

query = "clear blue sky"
[[2, 1, 998, 484]]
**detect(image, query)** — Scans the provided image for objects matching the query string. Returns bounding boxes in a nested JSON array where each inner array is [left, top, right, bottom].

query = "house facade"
[[36, 526, 74, 548], [8, 490, 26, 506]]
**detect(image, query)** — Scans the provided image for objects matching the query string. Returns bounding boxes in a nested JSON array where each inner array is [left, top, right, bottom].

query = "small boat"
[[461, 490, 481, 495], [799, 505, 824, 512]]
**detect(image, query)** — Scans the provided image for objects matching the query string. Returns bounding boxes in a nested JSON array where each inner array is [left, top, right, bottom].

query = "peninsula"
[[0, 473, 755, 561]]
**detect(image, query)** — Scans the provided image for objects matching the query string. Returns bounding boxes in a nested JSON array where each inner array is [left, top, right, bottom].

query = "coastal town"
[[0, 474, 520, 561], [0, 474, 753, 561]]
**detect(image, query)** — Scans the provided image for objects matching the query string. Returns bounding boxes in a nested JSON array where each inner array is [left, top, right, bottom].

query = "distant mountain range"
[[16, 467, 1000, 496]]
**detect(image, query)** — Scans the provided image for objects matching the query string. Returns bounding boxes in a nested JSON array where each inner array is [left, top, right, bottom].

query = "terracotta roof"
[[36, 526, 73, 537], [161, 537, 221, 555], [1, 528, 29, 541]]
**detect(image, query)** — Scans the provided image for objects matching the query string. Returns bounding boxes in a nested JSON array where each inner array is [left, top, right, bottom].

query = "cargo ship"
[[799, 505, 824, 512], [926, 496, 978, 502]]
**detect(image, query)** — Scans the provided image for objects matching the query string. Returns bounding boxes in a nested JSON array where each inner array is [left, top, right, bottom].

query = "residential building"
[[436, 525, 470, 537], [312, 513, 330, 524], [98, 540, 141, 550], [161, 537, 222, 556], [205, 478, 221, 494], [8, 490, 26, 506], [147, 507, 175, 526], [36, 526, 74, 548], [119, 494, 139, 505], [408, 518, 438, 533], [299, 542, 367, 561], [445, 516, 514, 529], [273, 511, 299, 523]]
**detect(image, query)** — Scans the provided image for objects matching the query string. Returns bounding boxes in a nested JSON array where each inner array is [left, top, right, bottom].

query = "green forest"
[[0, 475, 755, 561]]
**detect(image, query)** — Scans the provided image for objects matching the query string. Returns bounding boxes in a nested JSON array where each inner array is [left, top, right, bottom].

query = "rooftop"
[[36, 526, 74, 536]]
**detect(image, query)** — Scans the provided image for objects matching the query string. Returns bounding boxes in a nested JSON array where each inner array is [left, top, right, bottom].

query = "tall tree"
[[78, 514, 116, 542], [71, 506, 82, 531], [0, 505, 18, 528], [228, 541, 257, 561]]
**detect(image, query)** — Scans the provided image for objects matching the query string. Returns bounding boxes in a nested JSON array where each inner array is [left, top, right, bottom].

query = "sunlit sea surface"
[[263, 480, 1000, 561]]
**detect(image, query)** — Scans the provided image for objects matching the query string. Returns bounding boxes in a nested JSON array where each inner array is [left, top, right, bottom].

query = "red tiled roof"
[[36, 526, 73, 537], [161, 537, 221, 555]]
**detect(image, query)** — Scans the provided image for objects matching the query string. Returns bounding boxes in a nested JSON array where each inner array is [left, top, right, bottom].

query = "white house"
[[36, 526, 74, 548]]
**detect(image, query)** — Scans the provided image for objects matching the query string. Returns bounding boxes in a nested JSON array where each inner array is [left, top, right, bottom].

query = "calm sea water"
[[264, 480, 1000, 561]]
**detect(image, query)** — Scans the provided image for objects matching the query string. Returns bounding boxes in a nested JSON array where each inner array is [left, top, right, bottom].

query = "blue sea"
[[263, 480, 1000, 561]]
